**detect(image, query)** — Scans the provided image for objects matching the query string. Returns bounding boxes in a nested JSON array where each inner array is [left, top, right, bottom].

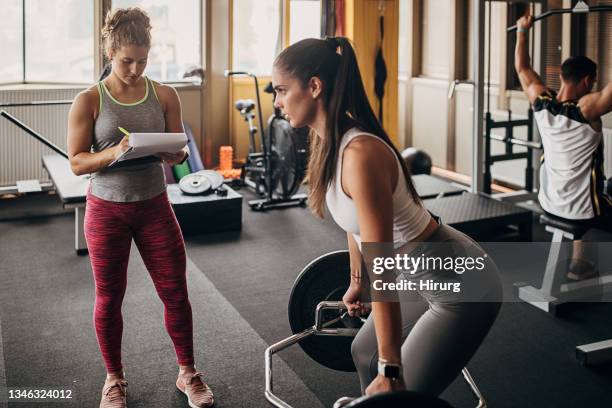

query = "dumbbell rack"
[[264, 301, 487, 408]]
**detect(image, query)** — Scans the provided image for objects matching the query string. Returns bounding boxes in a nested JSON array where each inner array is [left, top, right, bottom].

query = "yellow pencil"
[[118, 127, 130, 138]]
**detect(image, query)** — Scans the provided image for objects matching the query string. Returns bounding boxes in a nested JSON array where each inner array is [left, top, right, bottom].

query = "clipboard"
[[108, 132, 188, 167]]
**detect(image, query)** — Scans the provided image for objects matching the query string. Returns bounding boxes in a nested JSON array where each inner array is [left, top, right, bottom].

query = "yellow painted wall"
[[345, 0, 399, 145]]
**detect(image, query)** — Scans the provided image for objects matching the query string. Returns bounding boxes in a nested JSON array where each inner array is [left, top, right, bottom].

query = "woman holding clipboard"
[[67, 7, 213, 408]]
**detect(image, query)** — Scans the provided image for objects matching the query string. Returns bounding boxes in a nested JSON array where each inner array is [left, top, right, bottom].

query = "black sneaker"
[[567, 259, 599, 281]]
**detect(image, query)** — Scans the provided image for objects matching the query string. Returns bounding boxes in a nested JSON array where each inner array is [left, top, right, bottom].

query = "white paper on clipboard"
[[108, 132, 188, 167]]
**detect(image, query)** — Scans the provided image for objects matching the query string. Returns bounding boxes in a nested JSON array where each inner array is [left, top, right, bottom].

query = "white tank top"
[[325, 128, 431, 249], [533, 92, 603, 219]]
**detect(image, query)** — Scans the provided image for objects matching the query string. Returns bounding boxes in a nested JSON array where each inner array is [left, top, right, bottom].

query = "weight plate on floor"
[[179, 173, 212, 195], [288, 250, 357, 372], [195, 170, 224, 190], [345, 390, 454, 408]]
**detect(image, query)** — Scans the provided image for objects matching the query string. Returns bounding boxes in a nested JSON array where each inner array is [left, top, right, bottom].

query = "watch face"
[[384, 365, 400, 378]]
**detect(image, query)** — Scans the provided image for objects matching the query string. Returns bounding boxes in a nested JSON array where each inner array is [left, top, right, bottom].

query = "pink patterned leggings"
[[84, 191, 193, 373]]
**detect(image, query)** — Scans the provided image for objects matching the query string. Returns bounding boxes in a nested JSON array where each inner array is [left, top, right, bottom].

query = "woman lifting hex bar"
[[271, 37, 503, 402]]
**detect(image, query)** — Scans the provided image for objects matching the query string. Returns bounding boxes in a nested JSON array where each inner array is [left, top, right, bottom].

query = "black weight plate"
[[288, 250, 356, 372], [346, 391, 454, 408]]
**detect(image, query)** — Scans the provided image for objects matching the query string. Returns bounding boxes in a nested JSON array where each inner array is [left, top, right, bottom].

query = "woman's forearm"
[[70, 148, 115, 176], [347, 232, 363, 284], [372, 301, 402, 363]]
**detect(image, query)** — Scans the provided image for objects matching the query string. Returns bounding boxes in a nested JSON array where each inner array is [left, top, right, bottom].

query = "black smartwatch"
[[377, 360, 402, 380]]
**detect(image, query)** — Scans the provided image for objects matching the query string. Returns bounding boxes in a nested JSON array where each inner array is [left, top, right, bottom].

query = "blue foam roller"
[[183, 122, 205, 171]]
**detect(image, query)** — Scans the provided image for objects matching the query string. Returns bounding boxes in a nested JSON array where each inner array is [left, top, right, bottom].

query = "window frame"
[[108, 0, 204, 85], [230, 0, 284, 75], [287, 0, 321, 46], [230, 0, 322, 75], [0, 0, 204, 87], [0, 0, 98, 86]]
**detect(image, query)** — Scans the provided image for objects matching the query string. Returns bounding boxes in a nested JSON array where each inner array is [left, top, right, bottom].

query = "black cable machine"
[[482, 1, 541, 195], [479, 0, 611, 195], [498, 0, 612, 366]]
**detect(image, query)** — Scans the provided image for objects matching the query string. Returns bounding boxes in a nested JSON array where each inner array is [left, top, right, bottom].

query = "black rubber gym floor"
[[1, 192, 612, 407]]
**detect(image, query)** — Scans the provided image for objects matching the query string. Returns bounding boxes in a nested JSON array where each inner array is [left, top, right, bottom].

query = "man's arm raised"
[[579, 82, 612, 123], [514, 14, 546, 105]]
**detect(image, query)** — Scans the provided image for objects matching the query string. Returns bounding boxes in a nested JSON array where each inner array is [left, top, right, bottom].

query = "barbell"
[[265, 250, 487, 407]]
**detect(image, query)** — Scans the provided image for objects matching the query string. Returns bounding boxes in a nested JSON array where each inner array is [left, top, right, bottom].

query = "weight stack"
[[167, 183, 242, 236]]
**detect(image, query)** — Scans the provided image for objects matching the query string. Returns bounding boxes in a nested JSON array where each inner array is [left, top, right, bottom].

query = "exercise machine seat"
[[539, 213, 589, 238]]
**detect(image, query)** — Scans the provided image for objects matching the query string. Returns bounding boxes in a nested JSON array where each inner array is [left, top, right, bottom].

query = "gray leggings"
[[352, 224, 502, 395]]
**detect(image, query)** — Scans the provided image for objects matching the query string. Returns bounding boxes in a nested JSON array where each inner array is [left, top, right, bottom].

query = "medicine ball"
[[401, 147, 432, 175]]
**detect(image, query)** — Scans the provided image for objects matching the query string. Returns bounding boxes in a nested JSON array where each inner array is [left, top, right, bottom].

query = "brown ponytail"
[[274, 37, 419, 218], [102, 7, 152, 54]]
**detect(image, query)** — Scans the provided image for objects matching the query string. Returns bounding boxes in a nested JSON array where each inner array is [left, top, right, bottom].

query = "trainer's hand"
[[365, 374, 406, 396], [342, 283, 370, 317], [517, 14, 534, 30], [157, 150, 187, 166], [112, 135, 130, 160]]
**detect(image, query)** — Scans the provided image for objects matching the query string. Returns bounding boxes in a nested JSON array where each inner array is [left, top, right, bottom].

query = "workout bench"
[[42, 154, 89, 255], [423, 192, 533, 241], [517, 214, 612, 315], [42, 154, 242, 255]]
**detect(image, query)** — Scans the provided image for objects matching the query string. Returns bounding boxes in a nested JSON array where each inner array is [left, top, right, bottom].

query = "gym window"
[[398, 0, 410, 76], [0, 0, 202, 86], [0, 0, 95, 85], [232, 0, 282, 75], [1, 0, 24, 84], [112, 0, 202, 83], [232, 0, 321, 75], [288, 0, 321, 45]]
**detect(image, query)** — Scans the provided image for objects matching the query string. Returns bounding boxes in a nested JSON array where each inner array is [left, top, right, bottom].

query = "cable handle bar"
[[508, 4, 612, 32], [315, 301, 369, 335]]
